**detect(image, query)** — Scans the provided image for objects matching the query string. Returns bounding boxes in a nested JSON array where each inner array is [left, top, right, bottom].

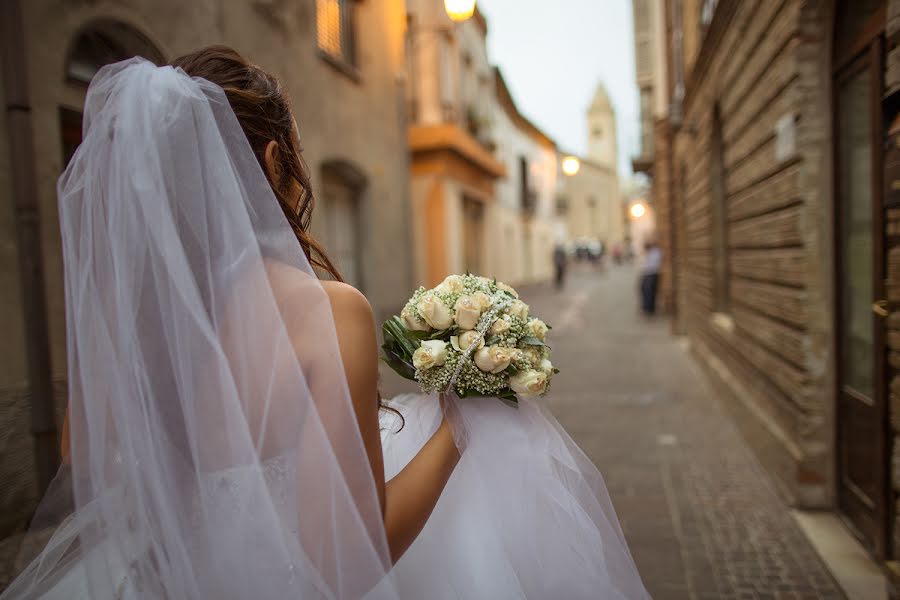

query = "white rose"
[[412, 340, 449, 370], [417, 294, 454, 330], [507, 300, 529, 320], [473, 346, 514, 374], [401, 305, 430, 332], [539, 358, 554, 375], [454, 295, 483, 330], [527, 319, 548, 341], [451, 330, 484, 353], [437, 275, 465, 294], [509, 369, 548, 397], [472, 291, 493, 310], [488, 315, 511, 336], [497, 282, 519, 298], [522, 346, 543, 366]]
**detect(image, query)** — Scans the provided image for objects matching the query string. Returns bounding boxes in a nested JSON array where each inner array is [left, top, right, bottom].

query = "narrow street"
[[530, 265, 845, 599], [384, 264, 846, 599]]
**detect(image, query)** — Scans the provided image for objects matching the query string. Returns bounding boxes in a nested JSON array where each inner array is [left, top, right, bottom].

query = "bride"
[[1, 47, 648, 599]]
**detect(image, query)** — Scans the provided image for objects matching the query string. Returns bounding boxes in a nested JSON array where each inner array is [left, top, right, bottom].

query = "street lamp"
[[630, 202, 646, 219], [444, 0, 476, 22], [562, 156, 581, 176]]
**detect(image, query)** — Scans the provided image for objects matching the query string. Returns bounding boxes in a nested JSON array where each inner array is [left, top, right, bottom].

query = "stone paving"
[[510, 265, 845, 599]]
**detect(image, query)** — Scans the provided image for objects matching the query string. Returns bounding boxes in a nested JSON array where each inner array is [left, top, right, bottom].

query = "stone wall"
[[671, 0, 834, 506]]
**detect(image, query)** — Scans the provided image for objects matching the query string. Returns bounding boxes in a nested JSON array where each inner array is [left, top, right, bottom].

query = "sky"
[[477, 0, 639, 177]]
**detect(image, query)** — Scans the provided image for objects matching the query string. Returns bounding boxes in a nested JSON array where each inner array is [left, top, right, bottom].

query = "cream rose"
[[527, 318, 548, 341], [472, 291, 493, 311], [507, 300, 529, 320], [473, 346, 514, 374], [539, 358, 554, 375], [412, 340, 448, 370], [436, 275, 465, 294], [417, 294, 453, 330], [509, 369, 548, 397], [401, 305, 430, 332], [497, 282, 519, 298], [451, 330, 484, 353], [521, 346, 543, 366], [454, 295, 483, 330], [488, 315, 511, 336]]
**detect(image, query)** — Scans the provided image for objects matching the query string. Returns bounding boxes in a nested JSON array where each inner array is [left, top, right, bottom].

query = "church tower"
[[587, 83, 618, 169]]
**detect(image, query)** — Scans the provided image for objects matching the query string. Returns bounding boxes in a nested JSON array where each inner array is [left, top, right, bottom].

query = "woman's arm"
[[322, 281, 460, 563]]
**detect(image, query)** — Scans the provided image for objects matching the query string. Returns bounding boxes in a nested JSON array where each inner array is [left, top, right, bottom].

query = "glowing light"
[[630, 203, 646, 219], [562, 156, 581, 176], [444, 0, 476, 22]]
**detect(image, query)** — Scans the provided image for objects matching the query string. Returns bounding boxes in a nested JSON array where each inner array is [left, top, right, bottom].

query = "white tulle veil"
[[2, 59, 398, 599]]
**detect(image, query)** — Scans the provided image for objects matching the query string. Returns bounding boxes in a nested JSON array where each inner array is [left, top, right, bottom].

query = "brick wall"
[[671, 0, 833, 506]]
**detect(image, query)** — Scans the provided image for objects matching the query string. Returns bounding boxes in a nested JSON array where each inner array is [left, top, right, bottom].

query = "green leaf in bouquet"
[[496, 389, 519, 408], [520, 336, 547, 347], [380, 349, 417, 382], [382, 317, 417, 359], [484, 335, 500, 346], [505, 364, 521, 375], [552, 368, 560, 375]]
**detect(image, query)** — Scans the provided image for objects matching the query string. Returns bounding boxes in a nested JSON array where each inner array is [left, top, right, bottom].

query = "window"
[[519, 156, 535, 214], [710, 105, 729, 312], [463, 197, 485, 274], [317, 0, 358, 69], [65, 19, 163, 85], [320, 162, 366, 290], [59, 108, 82, 168]]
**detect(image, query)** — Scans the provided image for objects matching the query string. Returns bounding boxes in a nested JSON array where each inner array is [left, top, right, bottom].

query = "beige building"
[[405, 2, 561, 288], [405, 2, 506, 287], [0, 0, 413, 548], [558, 85, 624, 248], [490, 69, 561, 285]]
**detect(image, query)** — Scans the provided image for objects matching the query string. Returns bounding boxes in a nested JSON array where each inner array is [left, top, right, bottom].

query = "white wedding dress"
[[382, 394, 650, 599]]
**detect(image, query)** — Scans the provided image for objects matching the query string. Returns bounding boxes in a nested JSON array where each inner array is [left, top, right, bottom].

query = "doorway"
[[833, 0, 888, 557]]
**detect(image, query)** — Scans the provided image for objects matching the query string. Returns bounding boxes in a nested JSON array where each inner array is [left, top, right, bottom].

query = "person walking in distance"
[[553, 243, 568, 290], [639, 239, 662, 315]]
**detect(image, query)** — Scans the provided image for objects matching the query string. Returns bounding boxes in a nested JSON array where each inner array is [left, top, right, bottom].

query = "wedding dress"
[[381, 394, 649, 599]]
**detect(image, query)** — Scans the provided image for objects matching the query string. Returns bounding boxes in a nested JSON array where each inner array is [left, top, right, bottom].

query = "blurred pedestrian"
[[553, 243, 568, 290], [639, 240, 661, 315]]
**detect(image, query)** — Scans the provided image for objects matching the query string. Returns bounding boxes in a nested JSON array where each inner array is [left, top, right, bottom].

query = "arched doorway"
[[832, 0, 888, 557], [60, 19, 164, 166]]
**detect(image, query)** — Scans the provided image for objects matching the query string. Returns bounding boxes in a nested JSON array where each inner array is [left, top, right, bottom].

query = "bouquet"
[[381, 274, 558, 405]]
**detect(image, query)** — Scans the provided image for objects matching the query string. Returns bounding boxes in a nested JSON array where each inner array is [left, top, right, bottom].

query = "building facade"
[[405, 1, 561, 288], [405, 1, 506, 287], [558, 85, 625, 250], [491, 69, 561, 285], [631, 0, 677, 316], [0, 0, 413, 550], [656, 0, 900, 580]]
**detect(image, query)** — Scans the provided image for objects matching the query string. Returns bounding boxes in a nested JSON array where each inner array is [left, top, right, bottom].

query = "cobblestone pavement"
[[522, 265, 845, 599]]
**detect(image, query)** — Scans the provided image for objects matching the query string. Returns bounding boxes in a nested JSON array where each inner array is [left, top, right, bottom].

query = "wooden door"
[[834, 0, 888, 556]]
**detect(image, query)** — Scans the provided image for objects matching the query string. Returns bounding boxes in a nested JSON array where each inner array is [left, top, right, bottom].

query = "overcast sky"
[[477, 0, 639, 176]]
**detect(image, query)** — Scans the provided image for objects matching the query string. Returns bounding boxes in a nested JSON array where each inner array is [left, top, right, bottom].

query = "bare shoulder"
[[320, 280, 374, 326]]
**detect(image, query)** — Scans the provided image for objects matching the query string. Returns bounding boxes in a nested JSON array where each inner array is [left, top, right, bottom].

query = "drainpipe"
[[1, 0, 59, 495]]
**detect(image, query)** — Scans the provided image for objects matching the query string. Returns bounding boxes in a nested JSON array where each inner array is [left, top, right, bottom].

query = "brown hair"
[[170, 46, 341, 280], [170, 46, 402, 429]]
